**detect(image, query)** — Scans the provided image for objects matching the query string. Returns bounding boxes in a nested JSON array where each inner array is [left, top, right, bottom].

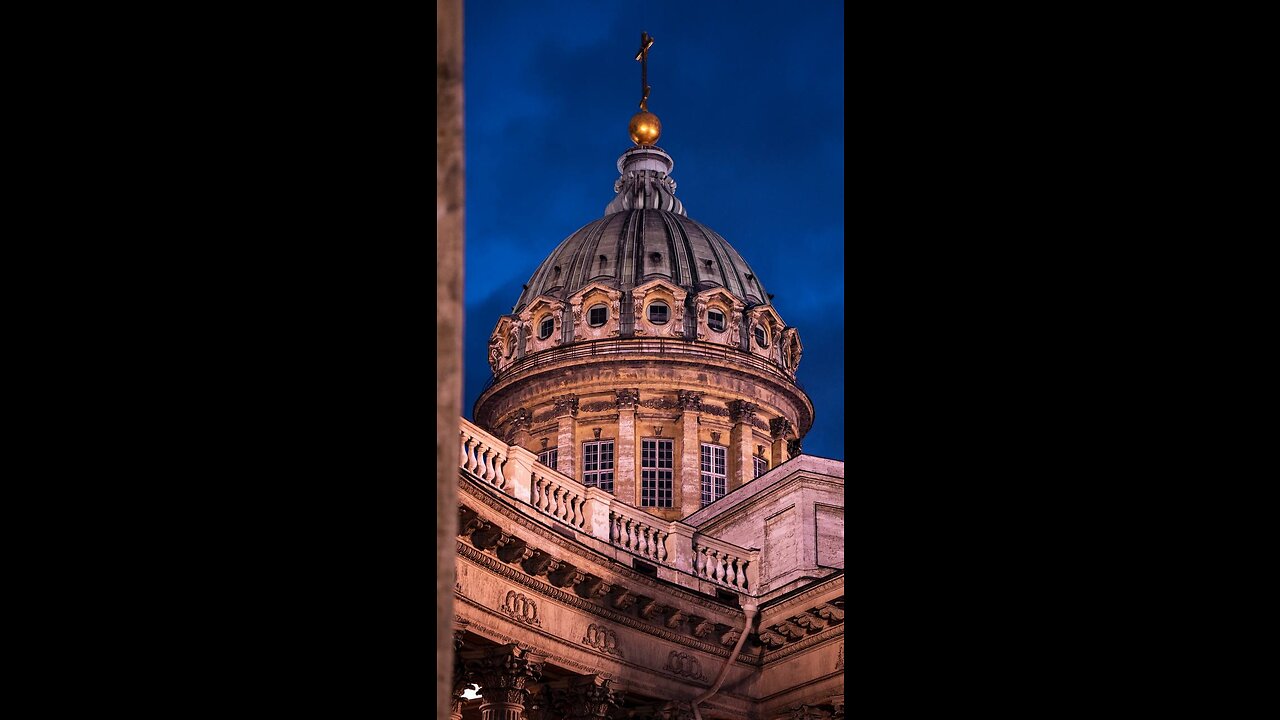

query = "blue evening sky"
[[462, 0, 845, 460]]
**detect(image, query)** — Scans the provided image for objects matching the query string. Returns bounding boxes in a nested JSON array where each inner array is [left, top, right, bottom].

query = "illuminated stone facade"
[[454, 125, 843, 720]]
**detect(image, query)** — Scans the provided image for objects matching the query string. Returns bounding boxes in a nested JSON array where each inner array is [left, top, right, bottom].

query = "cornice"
[[692, 474, 844, 534], [458, 541, 761, 666], [760, 575, 846, 615], [761, 624, 844, 665]]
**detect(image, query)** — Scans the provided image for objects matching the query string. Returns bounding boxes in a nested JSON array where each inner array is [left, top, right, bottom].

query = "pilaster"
[[614, 389, 638, 504], [677, 390, 703, 513], [769, 416, 795, 470], [728, 400, 758, 492], [553, 394, 579, 480]]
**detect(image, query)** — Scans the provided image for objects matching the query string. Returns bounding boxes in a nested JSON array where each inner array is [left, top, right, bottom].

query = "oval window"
[[648, 302, 669, 325], [708, 309, 726, 332], [754, 325, 769, 348], [588, 304, 608, 327], [538, 317, 554, 340]]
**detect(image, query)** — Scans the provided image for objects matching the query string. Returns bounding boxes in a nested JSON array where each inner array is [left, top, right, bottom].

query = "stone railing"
[[460, 423, 510, 491], [530, 467, 589, 531], [608, 502, 670, 565], [458, 417, 763, 597], [692, 534, 759, 593]]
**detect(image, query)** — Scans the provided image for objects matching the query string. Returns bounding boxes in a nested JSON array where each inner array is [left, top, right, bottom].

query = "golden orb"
[[629, 111, 662, 146]]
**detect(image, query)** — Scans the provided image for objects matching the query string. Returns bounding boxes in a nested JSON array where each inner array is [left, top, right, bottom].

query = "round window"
[[538, 317, 554, 340], [754, 325, 769, 348], [648, 302, 669, 325], [708, 309, 726, 332], [588, 304, 608, 327]]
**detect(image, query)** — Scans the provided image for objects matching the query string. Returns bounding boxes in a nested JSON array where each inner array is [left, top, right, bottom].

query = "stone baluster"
[[712, 550, 725, 583], [655, 531, 668, 562], [547, 486, 559, 518], [461, 432, 473, 470], [724, 554, 736, 586]]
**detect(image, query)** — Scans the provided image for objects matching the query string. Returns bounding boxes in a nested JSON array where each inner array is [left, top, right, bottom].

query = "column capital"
[[614, 388, 639, 409], [462, 643, 546, 698], [728, 400, 759, 424], [550, 674, 622, 720], [769, 416, 794, 440], [676, 390, 704, 412], [553, 394, 580, 418]]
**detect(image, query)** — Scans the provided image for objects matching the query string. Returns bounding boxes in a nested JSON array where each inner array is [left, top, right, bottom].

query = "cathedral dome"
[[513, 146, 769, 314]]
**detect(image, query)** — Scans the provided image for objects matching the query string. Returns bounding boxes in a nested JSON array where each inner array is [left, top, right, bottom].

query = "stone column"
[[677, 391, 704, 512], [553, 394, 579, 479], [557, 674, 621, 719], [727, 400, 758, 492], [436, 0, 463, 718], [466, 644, 545, 720], [450, 620, 470, 720], [769, 417, 795, 470], [615, 389, 639, 505]]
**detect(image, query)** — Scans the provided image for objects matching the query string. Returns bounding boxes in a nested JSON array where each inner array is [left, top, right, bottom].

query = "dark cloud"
[[464, 0, 845, 460]]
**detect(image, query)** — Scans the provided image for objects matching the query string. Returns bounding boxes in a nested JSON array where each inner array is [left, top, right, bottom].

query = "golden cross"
[[635, 31, 654, 112]]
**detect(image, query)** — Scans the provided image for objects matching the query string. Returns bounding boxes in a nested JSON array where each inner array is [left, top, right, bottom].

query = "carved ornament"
[[500, 590, 542, 627], [581, 623, 624, 658]]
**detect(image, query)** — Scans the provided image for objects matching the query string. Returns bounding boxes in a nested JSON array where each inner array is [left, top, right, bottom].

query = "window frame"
[[537, 447, 558, 470], [701, 442, 728, 507], [538, 316, 555, 340], [582, 439, 615, 493], [753, 455, 768, 479], [754, 324, 769, 348], [707, 308, 726, 333], [587, 304, 608, 327], [647, 301, 670, 325], [640, 438, 674, 507]]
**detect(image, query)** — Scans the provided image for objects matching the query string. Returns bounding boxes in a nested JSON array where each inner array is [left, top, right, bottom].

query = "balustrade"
[[608, 509, 669, 565], [530, 471, 588, 530], [460, 426, 509, 491], [692, 537, 756, 593]]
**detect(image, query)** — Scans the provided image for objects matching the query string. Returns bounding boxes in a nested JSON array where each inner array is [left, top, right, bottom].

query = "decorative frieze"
[[576, 575, 614, 599], [815, 603, 845, 623], [663, 650, 707, 681], [701, 404, 729, 417], [664, 609, 686, 629], [580, 401, 616, 414], [581, 623, 624, 658], [640, 397, 681, 410], [522, 549, 561, 577], [549, 564, 587, 588], [791, 612, 826, 632], [501, 590, 542, 626], [510, 407, 532, 432]]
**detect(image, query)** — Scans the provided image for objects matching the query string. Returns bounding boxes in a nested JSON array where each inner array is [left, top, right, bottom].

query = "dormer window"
[[708, 309, 726, 332], [754, 325, 769, 348], [588, 304, 608, 327], [648, 302, 669, 325], [538, 317, 554, 340]]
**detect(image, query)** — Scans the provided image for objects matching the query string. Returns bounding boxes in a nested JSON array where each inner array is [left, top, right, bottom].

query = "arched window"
[[538, 316, 554, 340]]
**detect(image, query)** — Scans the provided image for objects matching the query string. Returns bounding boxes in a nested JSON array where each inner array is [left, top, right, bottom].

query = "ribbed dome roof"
[[513, 147, 769, 313]]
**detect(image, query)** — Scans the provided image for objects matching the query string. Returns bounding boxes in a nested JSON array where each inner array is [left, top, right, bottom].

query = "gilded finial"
[[629, 31, 661, 146]]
